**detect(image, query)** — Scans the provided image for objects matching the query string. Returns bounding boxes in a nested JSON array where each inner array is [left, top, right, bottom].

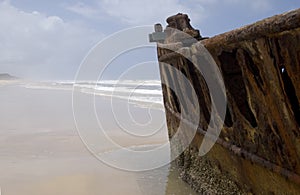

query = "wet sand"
[[0, 82, 198, 195]]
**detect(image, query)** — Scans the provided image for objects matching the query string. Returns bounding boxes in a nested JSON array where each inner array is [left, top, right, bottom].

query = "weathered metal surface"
[[149, 24, 166, 42], [156, 9, 300, 194], [165, 104, 300, 186]]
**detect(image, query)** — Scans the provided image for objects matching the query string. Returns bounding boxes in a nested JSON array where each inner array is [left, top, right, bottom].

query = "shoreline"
[[0, 82, 198, 195]]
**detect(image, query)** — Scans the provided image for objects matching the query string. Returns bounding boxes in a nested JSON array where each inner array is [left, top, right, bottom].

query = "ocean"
[[24, 80, 163, 107]]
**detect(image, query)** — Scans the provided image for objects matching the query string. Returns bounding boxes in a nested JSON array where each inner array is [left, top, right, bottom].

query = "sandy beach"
[[0, 81, 197, 195]]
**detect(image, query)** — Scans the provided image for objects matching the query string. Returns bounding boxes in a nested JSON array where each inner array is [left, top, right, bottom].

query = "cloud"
[[66, 0, 205, 26], [98, 0, 201, 25], [65, 0, 273, 29], [66, 2, 100, 19], [0, 1, 103, 79]]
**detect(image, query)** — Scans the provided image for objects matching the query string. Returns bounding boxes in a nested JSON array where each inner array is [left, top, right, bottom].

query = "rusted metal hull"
[[156, 9, 300, 194]]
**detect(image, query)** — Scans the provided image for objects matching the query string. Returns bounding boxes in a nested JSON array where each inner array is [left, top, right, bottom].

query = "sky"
[[0, 0, 299, 80]]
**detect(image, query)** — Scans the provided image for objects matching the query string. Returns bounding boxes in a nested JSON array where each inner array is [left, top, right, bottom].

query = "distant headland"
[[0, 73, 18, 80]]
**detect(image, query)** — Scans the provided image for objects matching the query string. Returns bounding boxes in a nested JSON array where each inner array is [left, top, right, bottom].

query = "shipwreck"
[[152, 9, 300, 194]]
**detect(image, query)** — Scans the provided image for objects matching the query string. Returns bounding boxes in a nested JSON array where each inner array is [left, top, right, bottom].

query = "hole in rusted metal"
[[219, 50, 258, 128], [280, 65, 300, 126]]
